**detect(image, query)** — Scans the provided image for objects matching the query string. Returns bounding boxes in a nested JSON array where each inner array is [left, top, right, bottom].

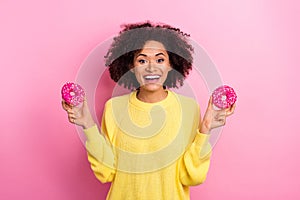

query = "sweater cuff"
[[195, 129, 212, 158], [194, 129, 210, 146], [83, 124, 101, 142]]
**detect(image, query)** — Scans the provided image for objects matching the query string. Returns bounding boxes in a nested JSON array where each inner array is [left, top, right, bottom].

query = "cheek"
[[132, 68, 144, 82], [163, 60, 172, 71], [162, 65, 172, 75], [133, 67, 144, 75]]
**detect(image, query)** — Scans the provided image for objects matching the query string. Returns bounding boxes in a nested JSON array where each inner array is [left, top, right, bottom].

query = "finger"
[[68, 116, 75, 123], [68, 113, 76, 119], [231, 103, 236, 112], [62, 101, 76, 114], [83, 96, 90, 110], [82, 97, 92, 116], [71, 118, 76, 124], [62, 100, 68, 111], [215, 109, 227, 117], [83, 96, 88, 105], [207, 95, 213, 109], [67, 109, 75, 115], [214, 114, 226, 122], [219, 118, 226, 125], [226, 103, 236, 116], [62, 100, 73, 111], [68, 116, 77, 124], [216, 115, 226, 123]]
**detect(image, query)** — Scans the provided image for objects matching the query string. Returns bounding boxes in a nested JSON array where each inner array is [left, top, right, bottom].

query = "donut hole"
[[70, 91, 75, 97], [221, 95, 227, 101]]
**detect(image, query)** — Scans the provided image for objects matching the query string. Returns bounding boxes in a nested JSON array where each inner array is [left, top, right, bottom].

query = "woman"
[[62, 21, 235, 199]]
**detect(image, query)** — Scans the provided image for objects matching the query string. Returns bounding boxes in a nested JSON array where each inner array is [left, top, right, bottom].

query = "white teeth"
[[144, 75, 160, 80]]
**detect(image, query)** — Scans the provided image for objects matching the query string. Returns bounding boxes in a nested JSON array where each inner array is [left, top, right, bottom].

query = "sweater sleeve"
[[83, 101, 116, 183], [179, 103, 212, 186], [179, 130, 212, 186]]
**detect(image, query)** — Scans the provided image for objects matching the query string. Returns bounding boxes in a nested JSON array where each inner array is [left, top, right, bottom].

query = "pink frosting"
[[61, 82, 85, 106], [212, 85, 237, 109]]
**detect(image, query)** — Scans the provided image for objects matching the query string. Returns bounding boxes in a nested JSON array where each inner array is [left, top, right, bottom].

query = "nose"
[[145, 61, 155, 72]]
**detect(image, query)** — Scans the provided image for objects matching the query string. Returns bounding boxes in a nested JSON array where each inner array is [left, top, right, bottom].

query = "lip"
[[143, 74, 161, 79], [143, 74, 161, 84]]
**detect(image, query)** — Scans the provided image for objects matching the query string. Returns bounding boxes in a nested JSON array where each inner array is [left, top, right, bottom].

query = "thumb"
[[82, 97, 93, 115], [207, 95, 213, 109], [82, 97, 90, 112], [83, 97, 88, 107]]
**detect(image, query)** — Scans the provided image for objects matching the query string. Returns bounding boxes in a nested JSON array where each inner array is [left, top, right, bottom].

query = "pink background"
[[1, 0, 299, 199]]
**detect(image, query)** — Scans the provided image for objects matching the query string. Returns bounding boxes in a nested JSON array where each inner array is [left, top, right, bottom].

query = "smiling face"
[[131, 40, 172, 92]]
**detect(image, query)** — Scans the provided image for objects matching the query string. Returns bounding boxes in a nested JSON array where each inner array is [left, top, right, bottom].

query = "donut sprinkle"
[[61, 82, 85, 106], [212, 85, 237, 109]]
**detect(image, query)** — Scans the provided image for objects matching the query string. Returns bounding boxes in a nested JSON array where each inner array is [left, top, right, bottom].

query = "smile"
[[144, 75, 161, 80]]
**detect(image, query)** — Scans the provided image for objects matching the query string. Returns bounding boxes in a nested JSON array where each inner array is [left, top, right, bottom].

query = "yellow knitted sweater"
[[84, 90, 212, 200]]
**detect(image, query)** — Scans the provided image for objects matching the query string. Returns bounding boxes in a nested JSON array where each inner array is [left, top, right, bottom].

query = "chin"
[[140, 84, 163, 92]]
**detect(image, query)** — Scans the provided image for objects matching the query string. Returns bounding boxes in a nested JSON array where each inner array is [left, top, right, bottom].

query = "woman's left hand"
[[200, 96, 236, 134]]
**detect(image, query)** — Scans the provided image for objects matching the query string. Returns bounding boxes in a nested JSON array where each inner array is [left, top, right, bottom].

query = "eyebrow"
[[137, 53, 166, 57]]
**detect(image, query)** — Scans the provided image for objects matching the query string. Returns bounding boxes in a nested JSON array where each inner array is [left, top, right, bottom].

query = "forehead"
[[140, 40, 167, 53]]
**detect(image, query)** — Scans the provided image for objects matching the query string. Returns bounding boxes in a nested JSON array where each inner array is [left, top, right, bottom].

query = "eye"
[[138, 59, 147, 64], [157, 58, 164, 63]]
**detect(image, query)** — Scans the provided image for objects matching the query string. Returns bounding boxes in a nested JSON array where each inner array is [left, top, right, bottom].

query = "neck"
[[137, 87, 167, 103]]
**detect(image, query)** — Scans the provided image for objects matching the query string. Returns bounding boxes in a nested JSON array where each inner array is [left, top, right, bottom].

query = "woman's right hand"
[[61, 98, 95, 129]]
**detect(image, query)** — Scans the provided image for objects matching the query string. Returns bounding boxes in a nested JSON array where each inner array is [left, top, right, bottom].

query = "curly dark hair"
[[105, 21, 194, 89]]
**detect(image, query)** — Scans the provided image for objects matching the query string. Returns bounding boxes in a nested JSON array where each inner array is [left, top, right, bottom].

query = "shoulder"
[[104, 92, 132, 111], [172, 91, 199, 108], [170, 91, 200, 118], [101, 93, 132, 128]]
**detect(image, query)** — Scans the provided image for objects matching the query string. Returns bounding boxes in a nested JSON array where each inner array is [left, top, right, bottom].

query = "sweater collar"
[[129, 89, 175, 110]]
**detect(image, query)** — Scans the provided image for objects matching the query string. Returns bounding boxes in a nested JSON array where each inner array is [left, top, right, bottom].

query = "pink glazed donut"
[[61, 82, 85, 106], [212, 85, 237, 109]]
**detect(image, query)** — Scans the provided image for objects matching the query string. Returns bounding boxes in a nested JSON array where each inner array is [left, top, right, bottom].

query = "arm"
[[179, 130, 212, 186], [62, 99, 116, 183], [84, 125, 116, 183], [179, 95, 236, 186], [179, 103, 212, 186]]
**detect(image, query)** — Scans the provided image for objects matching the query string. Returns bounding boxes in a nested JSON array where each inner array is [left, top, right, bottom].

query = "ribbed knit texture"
[[84, 90, 212, 200]]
